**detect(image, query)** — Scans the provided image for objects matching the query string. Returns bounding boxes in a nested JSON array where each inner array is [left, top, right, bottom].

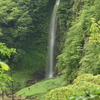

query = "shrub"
[[70, 88, 100, 100], [41, 74, 100, 100]]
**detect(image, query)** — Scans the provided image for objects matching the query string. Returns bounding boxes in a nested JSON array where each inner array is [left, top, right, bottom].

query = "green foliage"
[[42, 74, 100, 100], [0, 42, 16, 58], [80, 19, 100, 74], [0, 0, 57, 92], [16, 74, 66, 99], [0, 29, 3, 36], [0, 0, 53, 71], [0, 0, 17, 24], [0, 62, 12, 93], [57, 19, 84, 83], [89, 18, 100, 43], [0, 62, 10, 71], [57, 0, 100, 83], [70, 89, 100, 100], [57, 1, 72, 32], [12, 49, 26, 63], [0, 41, 16, 94]]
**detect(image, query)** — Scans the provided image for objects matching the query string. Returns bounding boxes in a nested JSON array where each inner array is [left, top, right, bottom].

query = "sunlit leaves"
[[0, 42, 13, 91], [89, 18, 100, 44], [80, 18, 100, 74], [0, 43, 16, 58], [0, 66, 12, 90], [0, 61, 12, 91], [42, 74, 100, 100], [0, 0, 18, 24], [0, 62, 10, 71]]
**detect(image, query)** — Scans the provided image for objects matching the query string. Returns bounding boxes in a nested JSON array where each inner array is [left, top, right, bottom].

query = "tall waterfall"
[[46, 0, 60, 78]]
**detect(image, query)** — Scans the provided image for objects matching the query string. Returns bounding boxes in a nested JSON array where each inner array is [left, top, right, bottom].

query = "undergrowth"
[[41, 74, 100, 100], [15, 74, 66, 99]]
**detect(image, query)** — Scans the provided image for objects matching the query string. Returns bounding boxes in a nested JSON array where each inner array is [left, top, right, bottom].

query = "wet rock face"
[[26, 69, 45, 86]]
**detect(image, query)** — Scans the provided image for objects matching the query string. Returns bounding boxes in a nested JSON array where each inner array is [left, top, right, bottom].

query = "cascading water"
[[46, 0, 60, 78]]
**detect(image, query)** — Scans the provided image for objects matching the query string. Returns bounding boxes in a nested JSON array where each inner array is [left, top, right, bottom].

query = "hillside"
[[0, 0, 100, 100], [16, 0, 100, 99]]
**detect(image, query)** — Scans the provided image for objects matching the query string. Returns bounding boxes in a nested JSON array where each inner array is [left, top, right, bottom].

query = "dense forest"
[[0, 0, 100, 100]]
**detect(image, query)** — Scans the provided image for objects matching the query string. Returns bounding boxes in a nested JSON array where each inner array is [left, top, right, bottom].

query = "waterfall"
[[46, 0, 60, 78]]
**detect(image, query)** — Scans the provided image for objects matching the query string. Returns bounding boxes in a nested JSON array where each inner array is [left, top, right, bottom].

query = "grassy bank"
[[15, 74, 66, 99]]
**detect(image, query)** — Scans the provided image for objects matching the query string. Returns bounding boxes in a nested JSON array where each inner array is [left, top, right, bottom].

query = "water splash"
[[46, 0, 60, 78]]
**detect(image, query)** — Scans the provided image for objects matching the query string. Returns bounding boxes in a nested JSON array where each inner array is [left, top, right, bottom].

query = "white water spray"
[[46, 0, 60, 78]]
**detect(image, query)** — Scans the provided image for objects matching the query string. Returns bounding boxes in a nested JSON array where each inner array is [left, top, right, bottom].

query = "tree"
[[0, 42, 16, 100], [0, 43, 16, 59], [80, 18, 100, 74], [89, 18, 100, 44]]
